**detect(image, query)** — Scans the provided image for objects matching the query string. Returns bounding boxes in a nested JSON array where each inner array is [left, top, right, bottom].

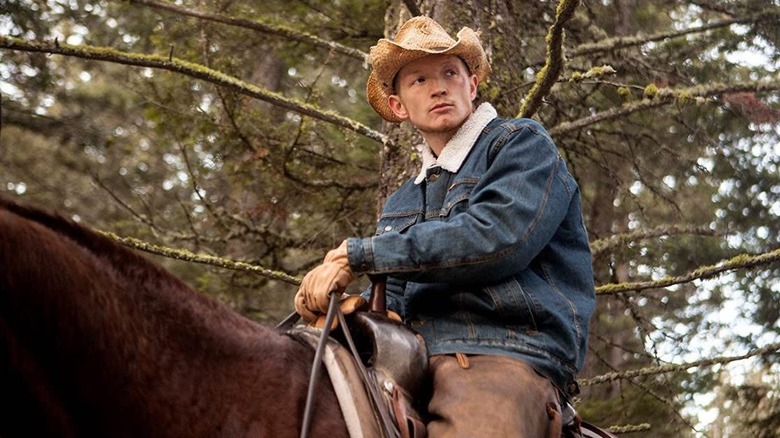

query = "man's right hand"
[[294, 261, 355, 321], [294, 240, 356, 322]]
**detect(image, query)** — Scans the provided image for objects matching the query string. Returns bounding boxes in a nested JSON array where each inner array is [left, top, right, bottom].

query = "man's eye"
[[446, 69, 457, 77], [414, 77, 425, 84]]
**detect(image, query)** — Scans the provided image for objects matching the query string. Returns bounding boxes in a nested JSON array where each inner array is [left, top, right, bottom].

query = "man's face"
[[388, 54, 478, 140]]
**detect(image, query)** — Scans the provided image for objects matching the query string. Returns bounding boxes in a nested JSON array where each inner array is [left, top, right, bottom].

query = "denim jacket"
[[347, 105, 595, 395]]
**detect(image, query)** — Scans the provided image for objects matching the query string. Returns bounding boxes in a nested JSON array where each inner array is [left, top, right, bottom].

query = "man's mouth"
[[430, 103, 453, 112]]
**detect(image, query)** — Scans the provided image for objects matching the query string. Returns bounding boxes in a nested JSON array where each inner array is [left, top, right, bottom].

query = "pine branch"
[[518, 0, 580, 118], [596, 247, 780, 295], [579, 341, 780, 387], [126, 0, 367, 61], [0, 36, 389, 146], [550, 79, 780, 136]]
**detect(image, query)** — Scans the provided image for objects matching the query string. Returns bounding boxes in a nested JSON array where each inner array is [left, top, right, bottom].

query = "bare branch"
[[0, 36, 389, 146], [518, 0, 580, 119], [126, 0, 367, 62]]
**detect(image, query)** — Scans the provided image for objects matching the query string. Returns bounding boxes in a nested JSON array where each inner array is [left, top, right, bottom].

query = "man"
[[295, 16, 596, 438]]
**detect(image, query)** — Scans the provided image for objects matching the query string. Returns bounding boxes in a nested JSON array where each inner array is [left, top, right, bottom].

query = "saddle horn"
[[367, 273, 387, 314]]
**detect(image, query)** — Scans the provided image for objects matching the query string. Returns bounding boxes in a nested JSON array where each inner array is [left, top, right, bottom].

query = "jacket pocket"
[[482, 276, 540, 333], [375, 211, 419, 236], [438, 178, 479, 217]]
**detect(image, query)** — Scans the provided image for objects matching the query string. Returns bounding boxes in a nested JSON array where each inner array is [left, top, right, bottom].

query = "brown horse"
[[0, 197, 349, 437], [0, 198, 619, 438]]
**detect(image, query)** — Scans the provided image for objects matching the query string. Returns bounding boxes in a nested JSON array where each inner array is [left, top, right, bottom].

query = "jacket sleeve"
[[348, 121, 577, 284]]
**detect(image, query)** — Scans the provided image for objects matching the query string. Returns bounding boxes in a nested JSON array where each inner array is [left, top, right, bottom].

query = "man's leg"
[[426, 354, 562, 438]]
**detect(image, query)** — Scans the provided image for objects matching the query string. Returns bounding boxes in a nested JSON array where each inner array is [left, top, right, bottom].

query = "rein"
[[300, 293, 340, 438], [282, 277, 397, 438]]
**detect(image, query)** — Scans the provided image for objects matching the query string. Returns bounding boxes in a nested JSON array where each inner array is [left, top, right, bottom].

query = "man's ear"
[[388, 95, 409, 121]]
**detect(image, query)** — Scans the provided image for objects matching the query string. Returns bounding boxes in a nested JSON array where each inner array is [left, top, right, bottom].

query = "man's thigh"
[[426, 354, 562, 438]]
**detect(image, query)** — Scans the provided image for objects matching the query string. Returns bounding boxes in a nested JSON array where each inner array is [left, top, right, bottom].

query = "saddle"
[[291, 310, 428, 438], [285, 277, 618, 438]]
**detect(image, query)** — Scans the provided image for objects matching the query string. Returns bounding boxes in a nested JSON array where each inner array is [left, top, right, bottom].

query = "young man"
[[295, 16, 596, 437]]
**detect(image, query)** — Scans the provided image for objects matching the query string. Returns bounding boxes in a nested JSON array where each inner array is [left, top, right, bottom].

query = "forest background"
[[1, 0, 779, 436]]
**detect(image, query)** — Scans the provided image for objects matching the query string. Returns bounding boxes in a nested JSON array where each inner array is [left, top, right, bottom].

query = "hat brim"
[[366, 28, 490, 123]]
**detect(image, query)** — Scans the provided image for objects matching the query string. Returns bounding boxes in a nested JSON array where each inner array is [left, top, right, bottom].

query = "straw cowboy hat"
[[366, 16, 491, 123]]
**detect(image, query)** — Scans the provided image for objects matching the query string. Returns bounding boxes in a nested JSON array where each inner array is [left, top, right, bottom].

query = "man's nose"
[[430, 80, 447, 97]]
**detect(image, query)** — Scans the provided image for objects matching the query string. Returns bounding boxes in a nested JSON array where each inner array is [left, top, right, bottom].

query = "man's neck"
[[421, 131, 455, 157]]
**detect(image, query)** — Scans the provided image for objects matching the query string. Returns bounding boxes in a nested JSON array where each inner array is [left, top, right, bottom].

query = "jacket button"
[[384, 225, 393, 232]]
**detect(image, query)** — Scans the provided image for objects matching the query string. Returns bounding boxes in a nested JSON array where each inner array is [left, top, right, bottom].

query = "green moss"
[[617, 86, 632, 100], [589, 65, 616, 77], [677, 91, 692, 105], [643, 83, 659, 99]]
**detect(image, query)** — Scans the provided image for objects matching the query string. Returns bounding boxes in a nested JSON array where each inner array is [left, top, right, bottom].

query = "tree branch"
[[518, 0, 580, 118], [0, 36, 389, 146], [402, 0, 422, 17], [550, 79, 780, 136], [98, 230, 302, 285], [126, 0, 368, 62], [590, 224, 722, 257], [568, 10, 778, 59], [96, 229, 780, 299], [579, 341, 780, 387], [596, 247, 780, 295]]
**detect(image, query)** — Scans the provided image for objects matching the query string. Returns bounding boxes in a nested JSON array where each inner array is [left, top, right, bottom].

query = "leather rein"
[[278, 276, 395, 438]]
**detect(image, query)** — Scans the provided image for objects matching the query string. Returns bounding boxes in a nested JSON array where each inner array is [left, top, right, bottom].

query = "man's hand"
[[301, 294, 368, 329], [294, 240, 356, 322]]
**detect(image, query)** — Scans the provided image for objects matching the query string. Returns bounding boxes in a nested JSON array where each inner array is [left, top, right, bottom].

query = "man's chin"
[[424, 119, 466, 134]]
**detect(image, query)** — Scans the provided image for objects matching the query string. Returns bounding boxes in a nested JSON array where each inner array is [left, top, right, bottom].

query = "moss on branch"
[[595, 246, 780, 295], [0, 36, 389, 146], [551, 78, 780, 136], [99, 230, 302, 285], [126, 0, 367, 62], [518, 0, 580, 119]]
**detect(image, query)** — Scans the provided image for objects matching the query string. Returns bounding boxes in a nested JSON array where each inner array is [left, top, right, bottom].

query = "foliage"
[[1, 0, 779, 434]]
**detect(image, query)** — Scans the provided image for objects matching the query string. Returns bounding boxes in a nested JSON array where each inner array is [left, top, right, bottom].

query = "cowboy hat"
[[366, 16, 491, 123]]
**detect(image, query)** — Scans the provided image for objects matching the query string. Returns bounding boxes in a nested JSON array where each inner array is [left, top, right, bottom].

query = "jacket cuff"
[[347, 237, 374, 274]]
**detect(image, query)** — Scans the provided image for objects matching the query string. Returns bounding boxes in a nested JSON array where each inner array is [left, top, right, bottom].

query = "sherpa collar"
[[414, 103, 498, 184]]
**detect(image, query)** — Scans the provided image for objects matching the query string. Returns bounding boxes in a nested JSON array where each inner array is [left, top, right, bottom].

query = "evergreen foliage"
[[1, 0, 778, 435]]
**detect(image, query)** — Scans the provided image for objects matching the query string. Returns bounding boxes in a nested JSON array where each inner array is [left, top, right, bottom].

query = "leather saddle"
[[287, 276, 618, 438], [291, 309, 429, 438]]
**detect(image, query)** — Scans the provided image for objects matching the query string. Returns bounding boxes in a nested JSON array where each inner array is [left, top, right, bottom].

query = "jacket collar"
[[414, 103, 498, 184]]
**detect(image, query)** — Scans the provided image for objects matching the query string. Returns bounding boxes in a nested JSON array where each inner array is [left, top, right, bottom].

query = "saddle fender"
[[344, 311, 429, 403]]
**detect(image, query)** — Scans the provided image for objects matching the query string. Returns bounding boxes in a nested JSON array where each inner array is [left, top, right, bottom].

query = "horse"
[[0, 197, 349, 437], [0, 197, 618, 438]]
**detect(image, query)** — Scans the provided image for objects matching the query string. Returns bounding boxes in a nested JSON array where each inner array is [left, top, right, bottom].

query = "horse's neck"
[[0, 201, 350, 437]]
